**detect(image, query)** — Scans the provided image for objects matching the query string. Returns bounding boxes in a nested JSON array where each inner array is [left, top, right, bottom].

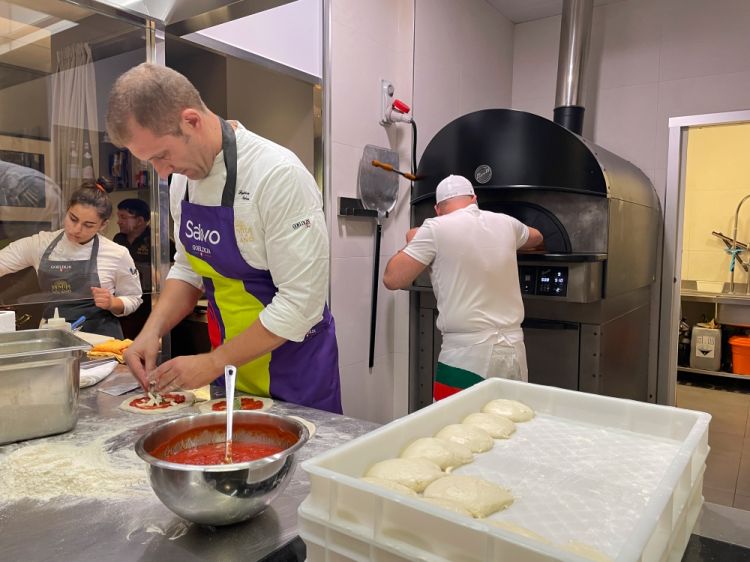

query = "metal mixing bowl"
[[135, 411, 309, 526]]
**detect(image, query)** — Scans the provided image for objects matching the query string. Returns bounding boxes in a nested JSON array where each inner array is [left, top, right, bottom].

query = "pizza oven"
[[407, 0, 661, 410]]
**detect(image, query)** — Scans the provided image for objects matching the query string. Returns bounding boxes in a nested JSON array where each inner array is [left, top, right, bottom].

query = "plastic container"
[[299, 378, 711, 562], [729, 335, 750, 375], [689, 326, 721, 371], [41, 307, 72, 332]]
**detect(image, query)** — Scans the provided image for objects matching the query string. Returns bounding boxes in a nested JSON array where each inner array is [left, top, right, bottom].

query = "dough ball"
[[400, 437, 473, 470], [420, 497, 472, 517], [423, 475, 513, 518], [360, 476, 418, 497], [435, 424, 493, 453], [481, 399, 535, 422], [462, 412, 516, 439], [365, 458, 444, 492]]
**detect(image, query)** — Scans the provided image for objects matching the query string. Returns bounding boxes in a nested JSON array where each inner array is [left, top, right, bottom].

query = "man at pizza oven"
[[383, 174, 543, 400], [105, 63, 342, 414]]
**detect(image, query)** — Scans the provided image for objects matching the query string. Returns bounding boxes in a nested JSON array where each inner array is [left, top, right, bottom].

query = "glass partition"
[[0, 0, 150, 336]]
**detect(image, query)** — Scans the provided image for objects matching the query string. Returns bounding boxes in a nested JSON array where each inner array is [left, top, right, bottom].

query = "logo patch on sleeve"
[[291, 218, 311, 231]]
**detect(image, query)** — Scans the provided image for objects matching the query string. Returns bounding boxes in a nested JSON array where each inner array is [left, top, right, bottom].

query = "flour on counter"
[[0, 431, 149, 503]]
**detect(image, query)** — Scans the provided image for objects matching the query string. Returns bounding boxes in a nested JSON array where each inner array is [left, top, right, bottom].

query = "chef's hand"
[[124, 331, 161, 390], [151, 353, 222, 392], [91, 287, 114, 310]]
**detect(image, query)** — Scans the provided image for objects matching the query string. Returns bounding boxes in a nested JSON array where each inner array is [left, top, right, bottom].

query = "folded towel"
[[80, 360, 118, 388]]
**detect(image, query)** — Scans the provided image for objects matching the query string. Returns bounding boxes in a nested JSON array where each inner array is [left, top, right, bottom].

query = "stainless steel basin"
[[0, 329, 91, 444], [680, 281, 750, 327]]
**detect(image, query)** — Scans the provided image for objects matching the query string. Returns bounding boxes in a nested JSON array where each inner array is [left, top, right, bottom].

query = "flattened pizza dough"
[[360, 476, 418, 497], [365, 458, 444, 492], [198, 395, 273, 413], [119, 391, 194, 415], [435, 423, 493, 453], [462, 412, 516, 439], [400, 437, 473, 470], [288, 415, 317, 439], [420, 497, 472, 517], [423, 475, 513, 518], [481, 398, 535, 422]]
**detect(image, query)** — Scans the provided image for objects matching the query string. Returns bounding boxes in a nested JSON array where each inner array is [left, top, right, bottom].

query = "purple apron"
[[179, 118, 342, 413]]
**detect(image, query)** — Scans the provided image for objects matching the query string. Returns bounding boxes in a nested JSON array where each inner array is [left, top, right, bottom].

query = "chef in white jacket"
[[105, 63, 342, 412], [0, 181, 143, 337], [384, 175, 543, 400]]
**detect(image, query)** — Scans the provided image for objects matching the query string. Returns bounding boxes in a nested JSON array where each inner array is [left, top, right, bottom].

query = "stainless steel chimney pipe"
[[553, 0, 593, 134]]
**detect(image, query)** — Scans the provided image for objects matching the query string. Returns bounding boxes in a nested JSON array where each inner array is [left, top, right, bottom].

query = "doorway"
[[661, 111, 750, 512]]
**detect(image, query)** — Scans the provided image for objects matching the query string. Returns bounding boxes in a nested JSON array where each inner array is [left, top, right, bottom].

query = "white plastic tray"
[[299, 378, 710, 562]]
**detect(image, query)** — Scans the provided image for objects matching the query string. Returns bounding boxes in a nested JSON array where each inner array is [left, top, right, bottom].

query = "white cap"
[[435, 175, 475, 204]]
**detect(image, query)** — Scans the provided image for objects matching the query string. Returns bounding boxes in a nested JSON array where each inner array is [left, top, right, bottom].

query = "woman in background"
[[0, 179, 142, 337]]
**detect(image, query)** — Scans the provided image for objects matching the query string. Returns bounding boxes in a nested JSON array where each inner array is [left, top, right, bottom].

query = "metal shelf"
[[677, 366, 750, 381]]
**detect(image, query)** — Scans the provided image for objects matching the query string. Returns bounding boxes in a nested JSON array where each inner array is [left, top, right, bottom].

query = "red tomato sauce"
[[212, 397, 264, 411], [150, 423, 298, 466], [162, 441, 284, 465], [130, 392, 186, 410]]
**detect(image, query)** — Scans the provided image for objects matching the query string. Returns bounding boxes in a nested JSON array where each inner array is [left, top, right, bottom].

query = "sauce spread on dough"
[[129, 392, 186, 410], [162, 442, 284, 465], [212, 397, 264, 411]]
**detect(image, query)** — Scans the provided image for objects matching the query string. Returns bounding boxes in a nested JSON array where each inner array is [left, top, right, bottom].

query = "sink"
[[717, 298, 750, 327], [680, 280, 749, 296], [680, 281, 750, 327]]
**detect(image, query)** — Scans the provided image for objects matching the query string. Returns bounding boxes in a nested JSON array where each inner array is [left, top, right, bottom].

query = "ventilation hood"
[[72, 0, 295, 34]]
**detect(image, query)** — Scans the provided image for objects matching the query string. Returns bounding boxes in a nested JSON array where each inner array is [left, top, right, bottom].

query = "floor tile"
[[704, 450, 741, 493], [682, 534, 750, 561], [709, 430, 745, 454], [708, 407, 749, 437], [694, 501, 750, 548], [702, 485, 736, 507], [734, 493, 750, 511], [737, 457, 750, 496]]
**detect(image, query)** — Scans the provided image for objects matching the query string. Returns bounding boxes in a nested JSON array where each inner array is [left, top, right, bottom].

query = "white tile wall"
[[591, 82, 659, 173], [330, 0, 514, 423], [513, 0, 750, 170], [329, 0, 414, 422], [659, 0, 750, 83], [414, 0, 515, 157], [511, 15, 560, 105]]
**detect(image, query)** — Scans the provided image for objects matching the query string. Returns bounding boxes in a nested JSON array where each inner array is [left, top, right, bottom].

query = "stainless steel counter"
[[0, 367, 378, 561]]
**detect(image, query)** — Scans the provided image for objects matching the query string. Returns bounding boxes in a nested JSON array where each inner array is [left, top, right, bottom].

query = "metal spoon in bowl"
[[224, 365, 237, 464]]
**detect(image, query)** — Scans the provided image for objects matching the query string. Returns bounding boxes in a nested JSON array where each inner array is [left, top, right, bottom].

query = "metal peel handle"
[[224, 365, 237, 463]]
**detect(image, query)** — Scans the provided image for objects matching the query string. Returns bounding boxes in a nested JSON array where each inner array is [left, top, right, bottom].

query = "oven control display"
[[518, 266, 537, 294], [536, 267, 568, 297]]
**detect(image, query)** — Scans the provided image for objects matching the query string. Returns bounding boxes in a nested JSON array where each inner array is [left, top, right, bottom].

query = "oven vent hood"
[[82, 0, 294, 34], [412, 108, 660, 210]]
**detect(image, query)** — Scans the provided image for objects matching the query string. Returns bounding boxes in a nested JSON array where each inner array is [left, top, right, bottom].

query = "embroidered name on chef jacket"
[[291, 218, 311, 231]]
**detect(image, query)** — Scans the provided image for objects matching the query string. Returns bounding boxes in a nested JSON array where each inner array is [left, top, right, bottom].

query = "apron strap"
[[40, 231, 66, 263], [219, 118, 238, 207], [87, 234, 100, 276], [184, 118, 238, 207]]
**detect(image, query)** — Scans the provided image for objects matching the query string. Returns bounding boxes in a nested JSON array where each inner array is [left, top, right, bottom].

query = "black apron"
[[37, 232, 124, 338]]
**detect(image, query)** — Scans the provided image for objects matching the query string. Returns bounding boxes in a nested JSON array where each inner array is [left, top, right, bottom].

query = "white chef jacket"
[[167, 122, 329, 343], [0, 230, 143, 315], [404, 204, 529, 380]]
